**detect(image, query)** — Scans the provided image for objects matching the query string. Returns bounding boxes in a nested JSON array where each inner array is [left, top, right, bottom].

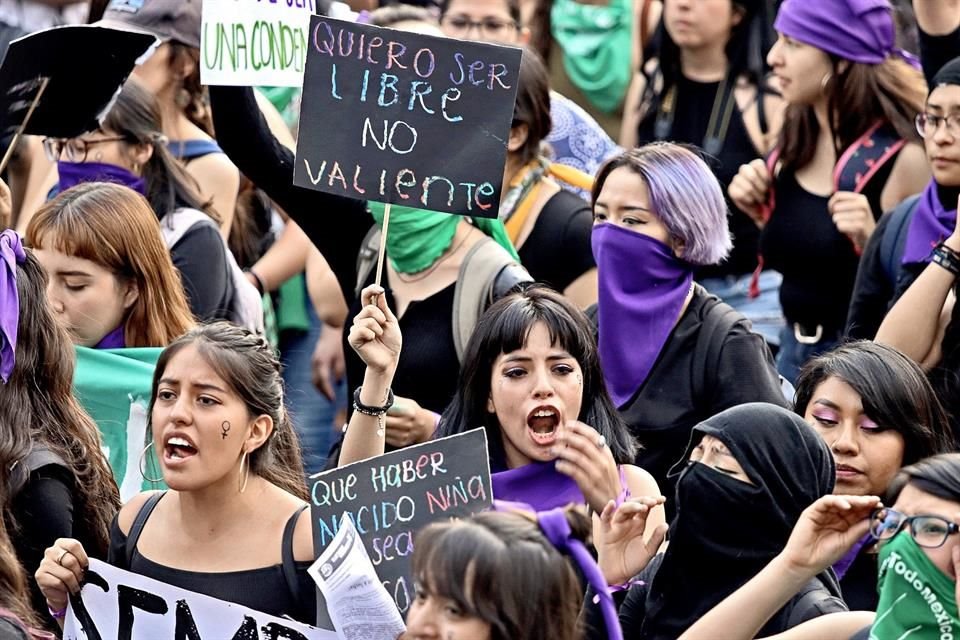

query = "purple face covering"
[[592, 223, 693, 407], [0, 230, 26, 383], [902, 182, 958, 264], [774, 0, 899, 65], [93, 325, 126, 350], [58, 161, 146, 195]]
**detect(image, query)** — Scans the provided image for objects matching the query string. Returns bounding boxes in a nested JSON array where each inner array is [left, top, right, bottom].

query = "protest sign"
[[63, 559, 335, 640], [310, 428, 491, 620], [293, 16, 522, 218], [73, 346, 165, 502], [201, 0, 316, 87], [309, 516, 406, 639]]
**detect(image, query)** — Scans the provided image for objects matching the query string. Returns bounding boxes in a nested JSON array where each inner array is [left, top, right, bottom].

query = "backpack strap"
[[124, 491, 166, 570], [833, 121, 906, 195], [8, 446, 68, 501], [281, 504, 310, 606], [354, 226, 381, 298], [880, 194, 921, 285], [692, 293, 741, 404], [785, 576, 847, 628], [452, 237, 532, 362]]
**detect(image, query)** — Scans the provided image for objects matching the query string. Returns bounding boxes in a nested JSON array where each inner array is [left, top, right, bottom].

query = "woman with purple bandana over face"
[[589, 142, 786, 515], [0, 229, 120, 630], [729, 0, 930, 384]]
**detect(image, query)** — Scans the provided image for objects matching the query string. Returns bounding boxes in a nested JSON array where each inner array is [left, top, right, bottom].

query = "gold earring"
[[820, 72, 833, 94], [238, 450, 250, 493]]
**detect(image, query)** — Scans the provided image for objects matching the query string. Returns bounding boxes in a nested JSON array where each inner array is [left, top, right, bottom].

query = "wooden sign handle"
[[0, 77, 50, 175], [374, 202, 391, 289]]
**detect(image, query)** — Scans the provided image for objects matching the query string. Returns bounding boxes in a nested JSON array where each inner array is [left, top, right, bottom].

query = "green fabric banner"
[[73, 346, 166, 501]]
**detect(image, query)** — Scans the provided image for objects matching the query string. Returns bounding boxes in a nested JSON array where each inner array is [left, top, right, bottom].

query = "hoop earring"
[[139, 442, 164, 484], [175, 87, 191, 109], [238, 450, 250, 494], [820, 72, 833, 95]]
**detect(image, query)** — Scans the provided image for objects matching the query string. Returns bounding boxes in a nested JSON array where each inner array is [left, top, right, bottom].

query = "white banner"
[[62, 559, 336, 639], [200, 0, 316, 87]]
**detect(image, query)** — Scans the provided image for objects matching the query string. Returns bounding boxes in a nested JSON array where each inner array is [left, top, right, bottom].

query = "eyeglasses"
[[440, 15, 518, 39], [42, 135, 128, 163], [869, 507, 960, 549], [915, 112, 960, 139]]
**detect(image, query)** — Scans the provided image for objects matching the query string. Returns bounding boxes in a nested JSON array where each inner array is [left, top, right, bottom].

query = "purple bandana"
[[902, 181, 958, 265], [491, 461, 585, 511], [774, 0, 896, 65], [58, 161, 146, 195], [0, 230, 26, 383], [593, 223, 693, 407], [832, 532, 875, 580], [93, 325, 126, 350]]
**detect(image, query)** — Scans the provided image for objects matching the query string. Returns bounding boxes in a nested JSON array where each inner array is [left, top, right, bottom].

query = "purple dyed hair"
[[591, 143, 733, 266]]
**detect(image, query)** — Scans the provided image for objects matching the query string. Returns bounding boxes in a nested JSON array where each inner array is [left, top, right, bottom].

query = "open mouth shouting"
[[526, 405, 562, 446], [163, 433, 198, 466]]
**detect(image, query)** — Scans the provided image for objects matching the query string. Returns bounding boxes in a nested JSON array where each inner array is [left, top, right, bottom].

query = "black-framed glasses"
[[870, 507, 960, 549], [42, 135, 128, 163], [440, 15, 519, 39], [915, 112, 960, 139]]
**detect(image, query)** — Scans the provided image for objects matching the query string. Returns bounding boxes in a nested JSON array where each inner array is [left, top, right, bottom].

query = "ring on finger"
[[596, 434, 606, 449], [56, 548, 69, 566]]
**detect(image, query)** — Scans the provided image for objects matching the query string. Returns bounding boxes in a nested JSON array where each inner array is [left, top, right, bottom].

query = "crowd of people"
[[1, 0, 960, 637]]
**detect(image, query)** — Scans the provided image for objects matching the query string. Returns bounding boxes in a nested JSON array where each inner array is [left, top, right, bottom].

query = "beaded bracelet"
[[352, 387, 395, 437]]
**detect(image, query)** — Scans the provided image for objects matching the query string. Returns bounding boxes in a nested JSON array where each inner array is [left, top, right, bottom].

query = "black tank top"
[[637, 75, 762, 278]]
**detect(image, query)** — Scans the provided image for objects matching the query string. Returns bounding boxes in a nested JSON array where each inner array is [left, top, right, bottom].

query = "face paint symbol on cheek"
[[221, 421, 231, 440]]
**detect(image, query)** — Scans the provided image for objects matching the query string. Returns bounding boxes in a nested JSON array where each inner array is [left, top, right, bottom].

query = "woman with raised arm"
[[728, 0, 929, 383], [36, 323, 317, 627], [677, 453, 960, 639]]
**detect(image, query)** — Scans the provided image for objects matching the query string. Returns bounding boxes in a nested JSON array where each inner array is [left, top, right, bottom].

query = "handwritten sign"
[[63, 559, 334, 639], [293, 16, 522, 217], [309, 429, 491, 621], [201, 0, 316, 87]]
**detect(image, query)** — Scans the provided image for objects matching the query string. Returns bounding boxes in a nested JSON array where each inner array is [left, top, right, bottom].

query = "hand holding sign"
[[36, 538, 90, 615], [349, 284, 402, 375]]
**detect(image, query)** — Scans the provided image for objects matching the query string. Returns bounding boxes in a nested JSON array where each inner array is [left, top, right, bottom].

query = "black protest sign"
[[309, 428, 491, 619], [293, 16, 522, 218]]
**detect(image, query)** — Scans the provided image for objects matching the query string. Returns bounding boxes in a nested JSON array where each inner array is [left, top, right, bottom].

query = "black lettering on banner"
[[310, 429, 491, 625], [293, 16, 521, 217], [262, 622, 311, 640], [229, 616, 260, 640], [174, 599, 203, 640], [117, 585, 168, 640], [68, 570, 109, 640]]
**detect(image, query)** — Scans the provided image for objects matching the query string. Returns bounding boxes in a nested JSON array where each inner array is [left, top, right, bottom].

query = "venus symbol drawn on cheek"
[[221, 421, 231, 439]]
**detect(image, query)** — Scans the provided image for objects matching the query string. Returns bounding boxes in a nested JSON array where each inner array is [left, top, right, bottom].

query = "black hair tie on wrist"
[[352, 387, 395, 416]]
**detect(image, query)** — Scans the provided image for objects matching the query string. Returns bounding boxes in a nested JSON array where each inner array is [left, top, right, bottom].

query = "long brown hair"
[[149, 322, 308, 500], [778, 57, 926, 171], [0, 249, 119, 558], [25, 182, 196, 348], [0, 518, 39, 629], [168, 43, 214, 136]]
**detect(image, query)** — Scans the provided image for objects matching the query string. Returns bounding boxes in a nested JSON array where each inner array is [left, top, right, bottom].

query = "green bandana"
[[368, 202, 519, 275], [550, 0, 632, 114], [871, 531, 959, 640]]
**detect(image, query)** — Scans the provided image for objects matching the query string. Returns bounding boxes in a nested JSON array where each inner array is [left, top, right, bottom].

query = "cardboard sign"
[[62, 559, 334, 639], [200, 0, 316, 87], [293, 16, 522, 217], [309, 429, 491, 620]]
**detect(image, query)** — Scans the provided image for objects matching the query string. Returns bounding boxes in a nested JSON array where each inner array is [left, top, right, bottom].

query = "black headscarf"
[[641, 403, 836, 639], [930, 57, 960, 211]]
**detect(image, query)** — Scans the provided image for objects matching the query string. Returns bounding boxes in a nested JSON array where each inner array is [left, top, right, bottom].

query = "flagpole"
[[374, 202, 391, 289]]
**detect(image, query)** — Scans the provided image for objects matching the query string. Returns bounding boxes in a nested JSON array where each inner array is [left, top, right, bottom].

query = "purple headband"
[[538, 508, 624, 640], [774, 0, 897, 65], [0, 230, 26, 384]]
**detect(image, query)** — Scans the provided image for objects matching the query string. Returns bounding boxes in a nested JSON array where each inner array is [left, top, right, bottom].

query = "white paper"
[[309, 516, 407, 640], [200, 0, 316, 87], [62, 559, 335, 639]]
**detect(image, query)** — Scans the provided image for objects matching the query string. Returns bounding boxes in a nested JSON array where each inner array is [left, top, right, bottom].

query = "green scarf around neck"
[[368, 202, 519, 275], [550, 0, 632, 114], [870, 531, 959, 639]]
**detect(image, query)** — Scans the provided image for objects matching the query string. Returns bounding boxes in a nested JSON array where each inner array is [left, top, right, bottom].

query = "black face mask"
[[640, 403, 836, 640]]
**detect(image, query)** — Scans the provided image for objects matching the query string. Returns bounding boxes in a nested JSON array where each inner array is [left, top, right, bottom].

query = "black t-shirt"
[[839, 548, 879, 612], [761, 165, 892, 330], [919, 25, 960, 86], [638, 74, 763, 278], [600, 287, 788, 493], [517, 189, 595, 292], [168, 220, 236, 322]]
